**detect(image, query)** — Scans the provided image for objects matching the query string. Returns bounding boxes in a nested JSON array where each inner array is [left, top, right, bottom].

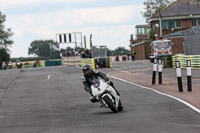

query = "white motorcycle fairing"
[[91, 80, 120, 112]]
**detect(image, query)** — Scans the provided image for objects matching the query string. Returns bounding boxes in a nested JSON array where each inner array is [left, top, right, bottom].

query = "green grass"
[[24, 65, 43, 68]]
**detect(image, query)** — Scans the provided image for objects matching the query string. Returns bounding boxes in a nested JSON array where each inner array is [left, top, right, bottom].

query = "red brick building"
[[130, 25, 150, 60], [130, 0, 200, 59]]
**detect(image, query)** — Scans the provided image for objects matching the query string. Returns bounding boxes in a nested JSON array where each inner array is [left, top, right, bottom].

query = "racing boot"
[[89, 95, 98, 103]]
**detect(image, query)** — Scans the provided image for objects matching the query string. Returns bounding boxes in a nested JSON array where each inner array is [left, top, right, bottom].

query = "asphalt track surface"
[[0, 66, 200, 133]]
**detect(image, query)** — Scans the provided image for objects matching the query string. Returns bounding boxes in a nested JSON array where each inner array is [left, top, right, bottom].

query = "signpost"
[[56, 32, 82, 48]]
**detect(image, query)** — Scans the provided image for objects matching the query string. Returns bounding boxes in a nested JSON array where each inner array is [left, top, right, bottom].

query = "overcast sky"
[[0, 0, 146, 57]]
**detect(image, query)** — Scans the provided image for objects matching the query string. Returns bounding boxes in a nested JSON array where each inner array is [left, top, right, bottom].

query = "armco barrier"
[[172, 54, 200, 69], [45, 60, 62, 67]]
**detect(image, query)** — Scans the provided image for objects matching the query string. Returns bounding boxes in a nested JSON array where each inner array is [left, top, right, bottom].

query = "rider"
[[81, 64, 120, 102]]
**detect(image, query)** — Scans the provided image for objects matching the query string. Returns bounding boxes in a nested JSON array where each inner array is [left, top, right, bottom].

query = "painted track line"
[[109, 75, 200, 114], [0, 81, 15, 103], [47, 74, 51, 80]]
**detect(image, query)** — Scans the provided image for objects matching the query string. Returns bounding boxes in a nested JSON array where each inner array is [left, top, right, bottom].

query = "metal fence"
[[92, 46, 107, 58]]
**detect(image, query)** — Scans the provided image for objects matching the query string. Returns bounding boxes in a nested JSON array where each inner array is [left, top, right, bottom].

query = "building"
[[150, 0, 200, 55], [130, 25, 150, 60], [164, 25, 200, 55], [130, 0, 200, 59]]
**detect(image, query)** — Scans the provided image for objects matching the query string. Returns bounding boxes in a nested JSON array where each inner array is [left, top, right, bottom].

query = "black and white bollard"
[[152, 59, 157, 85], [158, 59, 162, 84], [176, 61, 183, 92], [187, 60, 192, 92]]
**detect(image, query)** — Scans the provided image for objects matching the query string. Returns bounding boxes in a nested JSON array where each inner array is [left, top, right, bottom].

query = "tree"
[[148, 29, 156, 44], [0, 11, 13, 67], [0, 48, 10, 69], [148, 29, 156, 56], [28, 40, 60, 58], [107, 48, 113, 56], [111, 47, 130, 56], [193, 0, 200, 3], [142, 0, 174, 22], [0, 11, 14, 51]]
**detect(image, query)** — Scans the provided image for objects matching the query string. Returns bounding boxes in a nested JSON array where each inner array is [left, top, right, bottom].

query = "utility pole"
[[84, 35, 86, 51], [159, 7, 162, 38], [90, 34, 92, 50], [159, 17, 162, 37]]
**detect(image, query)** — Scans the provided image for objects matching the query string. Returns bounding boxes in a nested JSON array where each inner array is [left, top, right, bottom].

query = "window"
[[146, 28, 151, 34], [138, 28, 145, 35], [168, 20, 175, 29], [198, 19, 200, 25], [191, 19, 197, 27], [137, 27, 150, 35], [175, 20, 182, 28], [162, 21, 168, 29], [161, 20, 175, 29], [161, 20, 182, 29], [191, 18, 200, 27]]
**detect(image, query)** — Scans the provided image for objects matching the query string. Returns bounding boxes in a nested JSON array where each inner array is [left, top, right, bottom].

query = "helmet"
[[82, 64, 92, 76]]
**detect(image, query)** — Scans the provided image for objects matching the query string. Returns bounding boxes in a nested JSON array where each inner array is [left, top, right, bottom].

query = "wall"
[[131, 41, 149, 60], [63, 56, 81, 66], [136, 35, 148, 41], [170, 37, 184, 55], [184, 35, 200, 55]]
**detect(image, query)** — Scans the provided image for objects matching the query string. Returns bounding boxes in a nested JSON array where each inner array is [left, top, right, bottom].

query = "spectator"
[[2, 61, 7, 70], [8, 61, 12, 69], [132, 50, 135, 61], [81, 52, 86, 58], [16, 60, 22, 68], [33, 61, 37, 67]]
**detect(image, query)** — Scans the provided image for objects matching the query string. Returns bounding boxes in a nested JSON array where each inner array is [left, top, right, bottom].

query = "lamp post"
[[159, 17, 162, 37], [158, 7, 163, 38]]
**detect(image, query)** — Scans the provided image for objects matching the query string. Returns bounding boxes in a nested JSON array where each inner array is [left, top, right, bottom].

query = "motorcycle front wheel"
[[102, 95, 118, 113]]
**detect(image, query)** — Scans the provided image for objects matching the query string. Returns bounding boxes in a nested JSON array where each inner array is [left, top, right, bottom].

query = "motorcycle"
[[16, 62, 22, 68], [91, 79, 123, 113]]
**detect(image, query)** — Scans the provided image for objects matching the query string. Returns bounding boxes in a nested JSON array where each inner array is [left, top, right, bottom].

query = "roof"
[[163, 25, 200, 38], [152, 0, 200, 18]]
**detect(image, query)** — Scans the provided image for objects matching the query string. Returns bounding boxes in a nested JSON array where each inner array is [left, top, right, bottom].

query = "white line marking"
[[48, 74, 51, 80], [0, 81, 15, 102], [8, 82, 14, 89], [109, 75, 200, 114], [76, 65, 82, 68]]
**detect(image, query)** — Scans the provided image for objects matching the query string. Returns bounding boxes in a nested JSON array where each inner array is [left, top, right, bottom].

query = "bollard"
[[152, 59, 157, 85], [175, 61, 183, 92], [187, 60, 192, 92], [158, 59, 162, 84]]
